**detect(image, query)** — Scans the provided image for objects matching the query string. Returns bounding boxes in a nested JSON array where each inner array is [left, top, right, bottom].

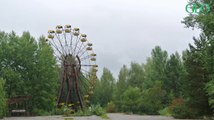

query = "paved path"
[[2, 113, 196, 120], [108, 113, 194, 120]]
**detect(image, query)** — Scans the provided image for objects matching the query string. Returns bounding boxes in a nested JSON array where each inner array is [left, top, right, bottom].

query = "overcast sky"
[[0, 0, 201, 78]]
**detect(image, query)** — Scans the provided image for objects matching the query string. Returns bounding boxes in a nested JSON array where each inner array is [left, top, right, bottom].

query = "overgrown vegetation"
[[56, 104, 108, 119], [0, 31, 58, 116], [0, 78, 7, 118]]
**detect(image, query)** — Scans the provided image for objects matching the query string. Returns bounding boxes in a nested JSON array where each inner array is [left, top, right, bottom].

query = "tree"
[[0, 31, 59, 114], [182, 0, 214, 115], [0, 78, 6, 118], [113, 65, 129, 110], [93, 68, 115, 106], [164, 52, 186, 99], [127, 62, 144, 89], [183, 35, 212, 116], [31, 36, 58, 112], [120, 86, 142, 113], [143, 46, 168, 89]]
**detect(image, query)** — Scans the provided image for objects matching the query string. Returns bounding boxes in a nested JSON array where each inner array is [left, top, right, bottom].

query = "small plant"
[[71, 104, 109, 119], [158, 107, 171, 116], [106, 101, 116, 113], [64, 118, 73, 120]]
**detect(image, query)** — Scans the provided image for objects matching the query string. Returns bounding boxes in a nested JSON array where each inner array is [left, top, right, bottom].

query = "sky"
[[0, 0, 201, 78]]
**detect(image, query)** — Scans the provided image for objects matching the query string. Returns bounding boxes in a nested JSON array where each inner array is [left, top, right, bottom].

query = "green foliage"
[[32, 108, 51, 116], [169, 98, 196, 119], [0, 78, 7, 118], [158, 107, 170, 116], [64, 118, 73, 120], [120, 87, 142, 114], [106, 101, 116, 113], [140, 81, 166, 115], [182, 0, 214, 116], [183, 35, 212, 116], [72, 104, 108, 118], [91, 68, 115, 106], [127, 62, 144, 88], [0, 31, 58, 114], [90, 104, 106, 116]]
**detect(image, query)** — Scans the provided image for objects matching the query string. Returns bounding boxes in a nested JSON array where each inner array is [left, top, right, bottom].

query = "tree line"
[[0, 31, 58, 117], [91, 0, 214, 118]]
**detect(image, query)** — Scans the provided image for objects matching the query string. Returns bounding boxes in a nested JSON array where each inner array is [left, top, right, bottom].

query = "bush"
[[158, 107, 171, 116], [91, 104, 106, 116], [169, 98, 196, 119], [120, 87, 142, 114], [0, 78, 7, 119], [106, 101, 116, 113], [72, 104, 108, 118], [32, 108, 51, 116], [140, 81, 166, 115]]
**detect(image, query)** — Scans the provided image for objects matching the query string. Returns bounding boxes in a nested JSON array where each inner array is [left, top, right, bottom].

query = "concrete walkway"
[[2, 113, 196, 120]]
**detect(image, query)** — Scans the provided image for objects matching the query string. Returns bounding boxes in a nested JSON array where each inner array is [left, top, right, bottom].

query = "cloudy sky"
[[0, 0, 200, 78]]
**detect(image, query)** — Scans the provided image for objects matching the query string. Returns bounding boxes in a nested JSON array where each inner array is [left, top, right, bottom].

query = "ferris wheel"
[[46, 25, 98, 109]]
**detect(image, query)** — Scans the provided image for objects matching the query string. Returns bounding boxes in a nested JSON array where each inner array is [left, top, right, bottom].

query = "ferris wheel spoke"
[[76, 45, 87, 56], [80, 55, 94, 61], [62, 28, 68, 48], [77, 48, 88, 57], [73, 36, 81, 56], [78, 50, 88, 58], [55, 33, 67, 55], [68, 33, 74, 54], [48, 41, 64, 56], [81, 68, 97, 76], [76, 42, 84, 55], [78, 64, 97, 67]]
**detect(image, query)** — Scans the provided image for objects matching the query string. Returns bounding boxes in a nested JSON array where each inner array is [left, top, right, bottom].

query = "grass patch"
[[64, 118, 73, 120]]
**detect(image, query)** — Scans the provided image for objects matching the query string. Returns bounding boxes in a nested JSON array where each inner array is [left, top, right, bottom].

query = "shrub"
[[158, 107, 171, 116], [32, 108, 51, 116], [106, 101, 116, 113], [120, 87, 142, 114], [72, 104, 108, 118], [169, 98, 196, 119], [91, 104, 106, 116], [140, 81, 166, 115]]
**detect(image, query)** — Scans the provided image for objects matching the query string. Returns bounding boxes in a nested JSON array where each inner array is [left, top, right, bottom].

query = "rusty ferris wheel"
[[46, 25, 98, 109]]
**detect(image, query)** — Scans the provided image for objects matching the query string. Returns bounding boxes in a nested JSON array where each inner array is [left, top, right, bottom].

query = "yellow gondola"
[[93, 65, 98, 67], [91, 53, 96, 56], [87, 47, 92, 51], [90, 58, 96, 61], [56, 25, 63, 29], [48, 30, 55, 34], [81, 38, 87, 42], [73, 28, 79, 31], [56, 29, 62, 34], [87, 43, 93, 46], [73, 31, 79, 36], [65, 25, 71, 28], [48, 34, 54, 39], [65, 29, 71, 33], [81, 34, 87, 37]]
